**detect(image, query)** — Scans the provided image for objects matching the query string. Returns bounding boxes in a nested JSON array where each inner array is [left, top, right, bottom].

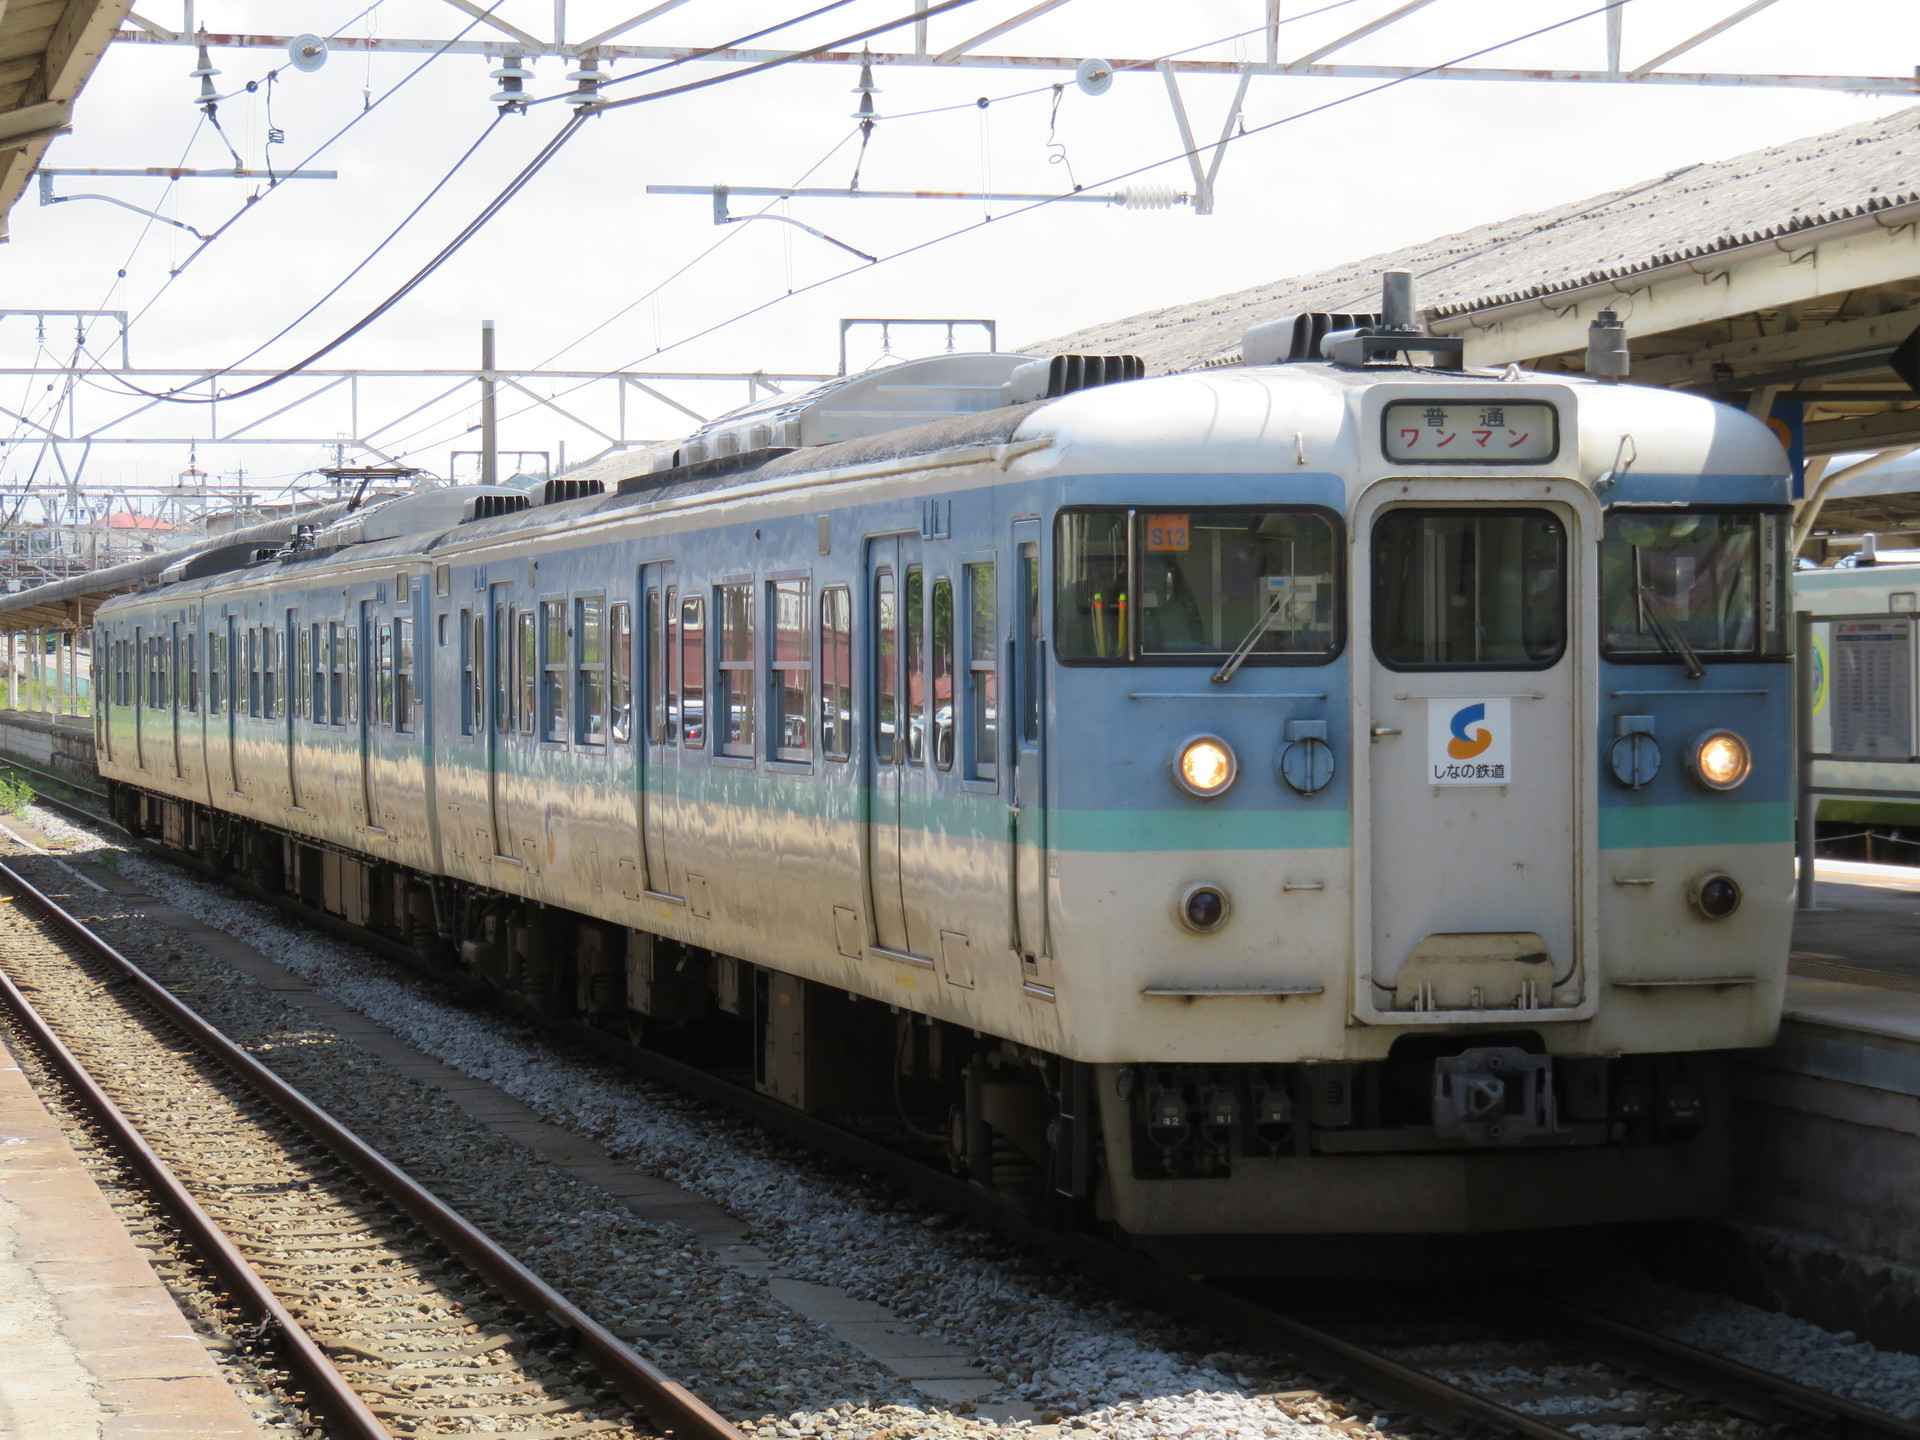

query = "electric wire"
[[399, 0, 1641, 460], [99, 0, 990, 408]]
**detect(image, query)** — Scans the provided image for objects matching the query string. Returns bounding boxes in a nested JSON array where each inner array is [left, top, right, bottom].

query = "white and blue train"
[[94, 287, 1794, 1267]]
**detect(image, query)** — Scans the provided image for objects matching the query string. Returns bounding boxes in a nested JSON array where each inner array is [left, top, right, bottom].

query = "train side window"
[[394, 617, 414, 733], [931, 576, 954, 770], [770, 578, 810, 761], [376, 622, 394, 728], [247, 628, 261, 717], [541, 600, 567, 742], [577, 595, 607, 745], [875, 570, 897, 764], [157, 632, 171, 709], [904, 568, 925, 764], [678, 594, 705, 748], [516, 608, 536, 735], [327, 624, 343, 723], [967, 563, 997, 779], [609, 601, 632, 744], [186, 633, 199, 714], [1019, 545, 1040, 745], [820, 585, 852, 762], [469, 613, 485, 736], [208, 633, 224, 714], [716, 583, 754, 758], [458, 611, 475, 734], [268, 627, 283, 719], [645, 588, 665, 743], [345, 625, 359, 724], [295, 624, 310, 720], [308, 623, 323, 722], [493, 606, 510, 732]]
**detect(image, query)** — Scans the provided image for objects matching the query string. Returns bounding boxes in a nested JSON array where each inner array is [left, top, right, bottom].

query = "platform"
[[0, 1030, 262, 1439], [1792, 858, 1920, 989]]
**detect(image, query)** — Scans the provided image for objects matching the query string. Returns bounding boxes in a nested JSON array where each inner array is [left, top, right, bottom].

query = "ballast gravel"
[[9, 806, 1371, 1440], [1565, 1267, 1920, 1421]]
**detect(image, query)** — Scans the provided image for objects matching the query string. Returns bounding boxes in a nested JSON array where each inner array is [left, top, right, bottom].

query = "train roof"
[[100, 351, 1786, 612]]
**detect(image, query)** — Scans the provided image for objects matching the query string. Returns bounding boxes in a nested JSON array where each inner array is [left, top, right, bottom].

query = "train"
[[93, 279, 1794, 1271]]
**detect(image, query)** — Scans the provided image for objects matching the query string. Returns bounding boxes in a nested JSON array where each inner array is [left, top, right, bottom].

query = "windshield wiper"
[[1212, 586, 1288, 685], [1636, 585, 1706, 680]]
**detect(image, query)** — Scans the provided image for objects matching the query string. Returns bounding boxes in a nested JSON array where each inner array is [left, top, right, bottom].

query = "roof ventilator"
[[541, 477, 605, 504], [470, 492, 532, 521], [1002, 352, 1145, 404]]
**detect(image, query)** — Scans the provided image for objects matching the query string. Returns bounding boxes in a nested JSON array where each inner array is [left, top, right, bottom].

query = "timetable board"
[[1831, 617, 1915, 760]]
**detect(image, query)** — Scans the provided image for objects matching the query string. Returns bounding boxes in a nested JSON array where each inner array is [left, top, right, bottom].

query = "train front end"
[[1030, 346, 1793, 1260]]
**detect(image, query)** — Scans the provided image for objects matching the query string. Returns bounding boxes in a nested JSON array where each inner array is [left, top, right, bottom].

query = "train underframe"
[[110, 782, 1734, 1275]]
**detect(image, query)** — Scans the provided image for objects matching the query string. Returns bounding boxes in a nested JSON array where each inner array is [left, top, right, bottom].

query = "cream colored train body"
[[95, 343, 1794, 1267]]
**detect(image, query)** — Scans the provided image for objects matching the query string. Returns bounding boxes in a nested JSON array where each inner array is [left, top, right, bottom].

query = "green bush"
[[0, 772, 34, 816]]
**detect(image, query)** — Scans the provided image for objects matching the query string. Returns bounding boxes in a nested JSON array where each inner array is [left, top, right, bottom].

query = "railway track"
[[9, 797, 1920, 1440], [0, 855, 738, 1440]]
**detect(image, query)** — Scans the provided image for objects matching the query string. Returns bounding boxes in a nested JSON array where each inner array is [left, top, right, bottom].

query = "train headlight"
[[1687, 730, 1751, 791], [1177, 882, 1231, 933], [1688, 871, 1742, 920], [1173, 735, 1237, 798]]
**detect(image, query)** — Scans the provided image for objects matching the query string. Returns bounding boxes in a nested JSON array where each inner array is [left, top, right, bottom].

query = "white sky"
[[5, 0, 1918, 509]]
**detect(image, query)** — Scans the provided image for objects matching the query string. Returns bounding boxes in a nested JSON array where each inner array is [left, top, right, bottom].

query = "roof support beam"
[[1629, 0, 1783, 78], [575, 0, 699, 53], [933, 0, 1072, 65], [1287, 0, 1441, 70], [438, 0, 543, 51]]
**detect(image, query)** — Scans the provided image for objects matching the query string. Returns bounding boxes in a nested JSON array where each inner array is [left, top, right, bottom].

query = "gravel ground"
[[1566, 1266, 1920, 1420], [7, 806, 1371, 1440]]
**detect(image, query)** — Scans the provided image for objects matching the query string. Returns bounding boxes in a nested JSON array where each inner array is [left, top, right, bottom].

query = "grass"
[[0, 770, 35, 816]]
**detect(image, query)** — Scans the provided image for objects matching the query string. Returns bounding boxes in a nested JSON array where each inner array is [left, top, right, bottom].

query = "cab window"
[[1601, 509, 1788, 660], [1054, 508, 1339, 663]]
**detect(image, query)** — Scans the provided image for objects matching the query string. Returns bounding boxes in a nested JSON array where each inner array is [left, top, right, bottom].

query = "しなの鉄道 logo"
[[1427, 698, 1513, 785]]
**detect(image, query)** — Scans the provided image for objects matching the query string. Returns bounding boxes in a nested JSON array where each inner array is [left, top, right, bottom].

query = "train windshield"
[[1054, 508, 1338, 663], [1601, 510, 1789, 660], [1373, 508, 1566, 669]]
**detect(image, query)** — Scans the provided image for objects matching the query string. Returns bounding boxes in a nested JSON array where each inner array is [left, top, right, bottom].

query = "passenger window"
[[208, 633, 225, 714], [296, 625, 311, 720], [967, 563, 997, 779], [931, 577, 954, 770], [577, 595, 607, 745], [469, 614, 485, 736], [717, 583, 754, 758], [875, 570, 897, 765], [770, 578, 810, 760], [345, 626, 358, 724], [541, 601, 568, 742], [395, 618, 414, 733], [645, 588, 665, 744], [610, 601, 632, 744], [376, 623, 394, 728], [820, 586, 852, 762], [516, 608, 535, 735], [186, 633, 199, 714], [678, 594, 705, 748], [247, 628, 261, 717], [1373, 508, 1566, 670], [328, 624, 344, 724], [267, 628, 281, 719], [1019, 544, 1040, 745], [905, 568, 925, 764], [493, 606, 509, 733]]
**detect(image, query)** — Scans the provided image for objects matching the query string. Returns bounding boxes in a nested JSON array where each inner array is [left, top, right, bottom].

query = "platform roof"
[[0, 0, 133, 240], [1035, 104, 1920, 477]]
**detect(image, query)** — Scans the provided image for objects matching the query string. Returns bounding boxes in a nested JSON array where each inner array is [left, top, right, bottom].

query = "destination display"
[[1383, 400, 1558, 463]]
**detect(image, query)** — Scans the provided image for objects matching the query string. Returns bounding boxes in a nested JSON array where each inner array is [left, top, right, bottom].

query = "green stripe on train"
[[1597, 801, 1791, 849]]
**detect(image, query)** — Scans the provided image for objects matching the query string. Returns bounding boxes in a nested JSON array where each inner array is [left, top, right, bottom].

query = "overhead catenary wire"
[[399, 0, 1641, 462]]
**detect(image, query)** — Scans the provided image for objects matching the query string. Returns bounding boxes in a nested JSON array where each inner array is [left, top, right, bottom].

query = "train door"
[[638, 563, 680, 897], [1355, 482, 1599, 1023], [1009, 520, 1052, 980]]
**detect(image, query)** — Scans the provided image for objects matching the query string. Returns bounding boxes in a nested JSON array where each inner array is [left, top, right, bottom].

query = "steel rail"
[[1512, 1294, 1920, 1440], [0, 925, 394, 1439], [0, 856, 741, 1440]]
